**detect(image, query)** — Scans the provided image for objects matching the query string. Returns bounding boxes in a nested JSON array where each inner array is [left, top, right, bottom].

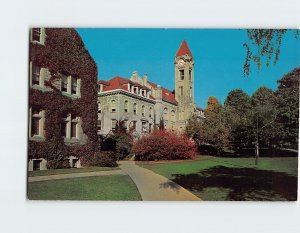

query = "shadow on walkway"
[[170, 166, 298, 201]]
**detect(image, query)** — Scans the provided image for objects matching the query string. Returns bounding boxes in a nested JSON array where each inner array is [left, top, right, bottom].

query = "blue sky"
[[76, 29, 300, 108]]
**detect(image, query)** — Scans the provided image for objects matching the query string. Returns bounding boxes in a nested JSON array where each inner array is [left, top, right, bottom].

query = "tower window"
[[190, 87, 192, 97], [189, 70, 192, 81], [179, 86, 183, 96], [179, 70, 184, 80]]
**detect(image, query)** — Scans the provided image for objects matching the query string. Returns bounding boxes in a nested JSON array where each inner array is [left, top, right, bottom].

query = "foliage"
[[275, 68, 299, 149], [133, 130, 197, 161], [202, 97, 230, 151], [185, 115, 203, 146], [243, 29, 299, 76], [81, 151, 118, 167], [28, 28, 99, 166], [223, 90, 253, 148]]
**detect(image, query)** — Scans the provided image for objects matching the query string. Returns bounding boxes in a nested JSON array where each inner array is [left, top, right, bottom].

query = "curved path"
[[119, 161, 201, 201]]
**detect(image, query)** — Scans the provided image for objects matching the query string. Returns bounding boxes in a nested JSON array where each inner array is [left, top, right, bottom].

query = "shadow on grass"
[[169, 166, 298, 201]]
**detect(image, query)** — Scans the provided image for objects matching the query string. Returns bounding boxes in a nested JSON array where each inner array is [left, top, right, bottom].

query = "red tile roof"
[[176, 40, 193, 57], [148, 81, 177, 105], [100, 77, 177, 105]]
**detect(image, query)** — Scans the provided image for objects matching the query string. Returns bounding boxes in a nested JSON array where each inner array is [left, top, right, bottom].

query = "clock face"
[[178, 59, 185, 67]]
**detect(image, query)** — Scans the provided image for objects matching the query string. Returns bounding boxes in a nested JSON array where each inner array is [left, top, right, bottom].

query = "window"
[[142, 121, 147, 132], [122, 120, 128, 131], [32, 28, 41, 42], [111, 100, 116, 112], [111, 119, 117, 131], [149, 107, 153, 118], [190, 87, 192, 97], [71, 77, 78, 94], [33, 160, 42, 171], [142, 105, 145, 116], [179, 86, 183, 96], [98, 104, 102, 113], [61, 114, 80, 140], [32, 65, 41, 85], [61, 114, 68, 137], [97, 120, 101, 131], [130, 121, 137, 131], [124, 100, 128, 112], [149, 123, 152, 133], [70, 115, 78, 138], [31, 107, 43, 137], [163, 107, 168, 120], [133, 103, 137, 115], [179, 70, 184, 80], [189, 70, 192, 81], [61, 74, 68, 92], [171, 110, 175, 122]]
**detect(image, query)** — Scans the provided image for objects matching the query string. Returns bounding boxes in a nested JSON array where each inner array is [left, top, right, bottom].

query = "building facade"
[[28, 28, 98, 171], [97, 40, 204, 138]]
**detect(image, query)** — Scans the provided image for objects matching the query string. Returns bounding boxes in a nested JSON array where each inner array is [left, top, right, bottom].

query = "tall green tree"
[[275, 68, 299, 149], [202, 96, 230, 152], [224, 89, 252, 148], [185, 115, 203, 146]]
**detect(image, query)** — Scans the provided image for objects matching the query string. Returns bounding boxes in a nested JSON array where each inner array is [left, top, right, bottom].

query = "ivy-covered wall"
[[28, 28, 98, 168]]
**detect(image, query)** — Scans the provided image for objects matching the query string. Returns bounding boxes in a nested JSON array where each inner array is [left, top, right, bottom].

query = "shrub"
[[81, 151, 118, 167], [133, 130, 197, 161]]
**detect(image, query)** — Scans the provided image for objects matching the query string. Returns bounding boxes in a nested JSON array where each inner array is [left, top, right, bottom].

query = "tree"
[[185, 115, 203, 146], [202, 96, 230, 153], [275, 68, 300, 149], [224, 90, 252, 149], [243, 29, 299, 76], [250, 87, 278, 164]]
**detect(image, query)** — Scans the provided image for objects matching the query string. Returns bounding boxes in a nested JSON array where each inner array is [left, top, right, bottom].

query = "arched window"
[[149, 107, 153, 118], [171, 110, 175, 122], [133, 103, 137, 115], [124, 100, 128, 112], [163, 107, 168, 120], [142, 105, 145, 116], [111, 100, 116, 112]]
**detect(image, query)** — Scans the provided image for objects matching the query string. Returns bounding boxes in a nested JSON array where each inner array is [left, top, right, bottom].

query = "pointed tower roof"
[[176, 40, 193, 57]]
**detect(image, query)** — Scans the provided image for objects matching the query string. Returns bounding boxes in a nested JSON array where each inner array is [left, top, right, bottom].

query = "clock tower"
[[174, 40, 196, 125]]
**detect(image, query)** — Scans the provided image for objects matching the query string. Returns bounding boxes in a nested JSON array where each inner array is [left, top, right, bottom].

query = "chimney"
[[143, 74, 148, 85]]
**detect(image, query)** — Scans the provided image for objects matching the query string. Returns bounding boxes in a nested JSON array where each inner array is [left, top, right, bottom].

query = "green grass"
[[28, 175, 142, 200], [139, 156, 298, 201], [28, 166, 120, 177]]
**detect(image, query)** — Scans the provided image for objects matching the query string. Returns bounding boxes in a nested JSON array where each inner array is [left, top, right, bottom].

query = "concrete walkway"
[[119, 161, 201, 201], [28, 170, 126, 183]]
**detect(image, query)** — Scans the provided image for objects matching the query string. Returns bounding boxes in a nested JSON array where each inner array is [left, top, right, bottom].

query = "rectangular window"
[[111, 119, 117, 131], [33, 160, 42, 171], [32, 28, 41, 42], [97, 120, 101, 131], [71, 77, 77, 94], [179, 70, 184, 80], [189, 70, 192, 81], [149, 123, 152, 133], [61, 74, 68, 92], [179, 86, 183, 96], [71, 122, 77, 138], [31, 107, 42, 137], [32, 65, 41, 85]]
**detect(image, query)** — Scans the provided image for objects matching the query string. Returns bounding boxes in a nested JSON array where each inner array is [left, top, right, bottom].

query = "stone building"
[[97, 40, 204, 138], [28, 28, 98, 171]]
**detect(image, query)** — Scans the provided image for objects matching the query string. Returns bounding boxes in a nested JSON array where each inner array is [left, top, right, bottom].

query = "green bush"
[[81, 151, 117, 167]]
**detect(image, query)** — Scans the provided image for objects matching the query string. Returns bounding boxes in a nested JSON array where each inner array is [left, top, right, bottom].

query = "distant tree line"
[[185, 68, 299, 156]]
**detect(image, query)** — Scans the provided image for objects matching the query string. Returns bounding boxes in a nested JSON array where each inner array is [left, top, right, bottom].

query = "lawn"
[[28, 175, 142, 200], [139, 156, 298, 201], [28, 166, 120, 177]]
